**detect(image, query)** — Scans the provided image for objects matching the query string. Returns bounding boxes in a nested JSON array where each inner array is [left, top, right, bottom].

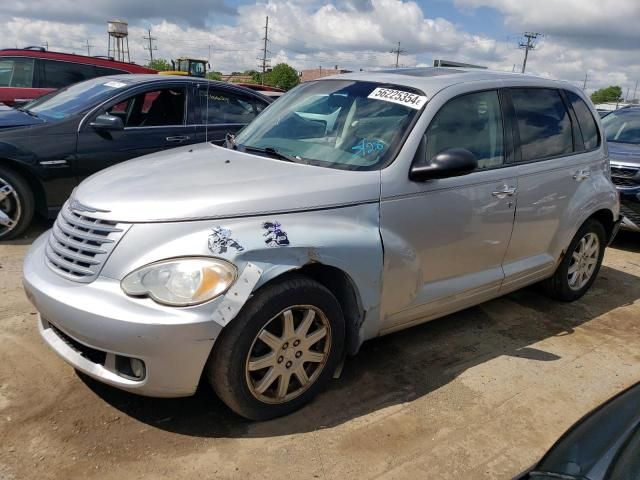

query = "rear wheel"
[[207, 275, 345, 420], [542, 219, 606, 301], [0, 167, 34, 241]]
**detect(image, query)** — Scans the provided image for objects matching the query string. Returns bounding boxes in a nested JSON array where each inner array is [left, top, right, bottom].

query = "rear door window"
[[0, 57, 35, 87], [511, 88, 573, 162], [565, 90, 600, 150], [39, 60, 98, 89], [199, 88, 266, 124], [425, 90, 504, 169]]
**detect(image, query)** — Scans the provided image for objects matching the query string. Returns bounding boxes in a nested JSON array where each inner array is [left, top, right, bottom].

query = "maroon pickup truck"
[[0, 47, 156, 107]]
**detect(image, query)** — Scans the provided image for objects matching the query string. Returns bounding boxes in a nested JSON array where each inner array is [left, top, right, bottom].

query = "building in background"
[[300, 66, 352, 83], [433, 59, 486, 69]]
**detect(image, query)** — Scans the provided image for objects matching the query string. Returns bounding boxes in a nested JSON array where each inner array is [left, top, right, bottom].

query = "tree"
[[264, 63, 300, 91], [148, 58, 171, 71], [206, 71, 222, 81], [591, 86, 623, 104]]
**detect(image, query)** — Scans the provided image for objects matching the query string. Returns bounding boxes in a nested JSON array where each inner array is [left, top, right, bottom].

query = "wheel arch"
[[0, 158, 47, 217], [588, 208, 615, 243]]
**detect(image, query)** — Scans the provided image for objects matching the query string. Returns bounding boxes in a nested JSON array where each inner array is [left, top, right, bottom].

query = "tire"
[[542, 219, 606, 302], [0, 166, 34, 241], [207, 275, 345, 420]]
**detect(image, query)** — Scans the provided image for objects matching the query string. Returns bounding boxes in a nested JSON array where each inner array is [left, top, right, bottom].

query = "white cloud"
[[0, 0, 638, 98]]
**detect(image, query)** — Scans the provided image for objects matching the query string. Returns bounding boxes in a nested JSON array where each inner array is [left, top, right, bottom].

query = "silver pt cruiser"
[[23, 68, 621, 420]]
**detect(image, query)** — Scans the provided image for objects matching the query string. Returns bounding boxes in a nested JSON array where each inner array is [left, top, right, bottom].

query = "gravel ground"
[[1, 220, 639, 480]]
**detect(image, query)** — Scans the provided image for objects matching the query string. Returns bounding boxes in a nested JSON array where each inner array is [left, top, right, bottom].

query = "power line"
[[143, 28, 158, 63], [258, 16, 271, 85], [390, 41, 405, 69], [84, 39, 94, 56], [518, 32, 541, 73]]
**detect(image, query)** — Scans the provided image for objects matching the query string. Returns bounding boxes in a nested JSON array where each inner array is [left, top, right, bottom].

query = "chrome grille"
[[612, 176, 638, 187], [621, 204, 640, 226], [610, 166, 639, 178], [45, 203, 129, 282]]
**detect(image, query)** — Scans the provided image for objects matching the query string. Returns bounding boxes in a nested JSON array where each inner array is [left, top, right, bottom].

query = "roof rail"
[[23, 46, 46, 52], [92, 55, 115, 61]]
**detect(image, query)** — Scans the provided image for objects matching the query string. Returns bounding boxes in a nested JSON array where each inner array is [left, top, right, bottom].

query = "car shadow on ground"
[[79, 262, 640, 439]]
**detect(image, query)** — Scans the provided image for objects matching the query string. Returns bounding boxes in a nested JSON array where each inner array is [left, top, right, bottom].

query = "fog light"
[[130, 358, 145, 379], [115, 355, 146, 380]]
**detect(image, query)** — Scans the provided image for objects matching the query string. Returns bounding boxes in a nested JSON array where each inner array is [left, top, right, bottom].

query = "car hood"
[[72, 142, 381, 223], [0, 107, 45, 128], [608, 141, 640, 166]]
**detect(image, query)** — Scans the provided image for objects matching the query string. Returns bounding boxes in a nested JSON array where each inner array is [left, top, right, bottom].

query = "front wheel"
[[542, 219, 606, 301], [207, 275, 345, 420]]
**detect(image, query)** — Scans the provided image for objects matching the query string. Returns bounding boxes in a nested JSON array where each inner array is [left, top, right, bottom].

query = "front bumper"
[[23, 233, 223, 397]]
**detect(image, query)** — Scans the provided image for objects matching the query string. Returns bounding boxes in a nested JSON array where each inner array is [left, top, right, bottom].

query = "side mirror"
[[90, 114, 124, 131], [410, 147, 477, 181]]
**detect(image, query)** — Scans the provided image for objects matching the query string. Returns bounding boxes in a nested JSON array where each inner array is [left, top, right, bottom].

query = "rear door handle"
[[573, 169, 591, 181], [166, 135, 191, 143], [492, 186, 517, 198]]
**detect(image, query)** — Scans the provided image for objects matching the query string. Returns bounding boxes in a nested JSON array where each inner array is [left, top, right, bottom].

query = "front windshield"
[[234, 80, 425, 170], [23, 77, 133, 121], [602, 109, 640, 144]]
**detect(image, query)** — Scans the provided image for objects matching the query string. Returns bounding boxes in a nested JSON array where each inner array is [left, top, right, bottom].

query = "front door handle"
[[492, 186, 517, 198], [166, 135, 191, 143], [573, 169, 591, 181]]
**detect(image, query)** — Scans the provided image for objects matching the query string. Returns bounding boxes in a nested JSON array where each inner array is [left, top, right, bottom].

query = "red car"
[[0, 47, 157, 107]]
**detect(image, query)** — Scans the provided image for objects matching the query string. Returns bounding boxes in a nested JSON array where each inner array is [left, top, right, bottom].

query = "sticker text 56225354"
[[367, 87, 428, 110]]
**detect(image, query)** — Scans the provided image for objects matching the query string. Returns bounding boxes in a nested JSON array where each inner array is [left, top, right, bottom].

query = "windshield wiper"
[[16, 106, 39, 118], [242, 145, 302, 163]]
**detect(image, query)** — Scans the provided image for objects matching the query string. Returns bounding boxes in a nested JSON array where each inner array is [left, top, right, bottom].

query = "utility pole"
[[633, 80, 639, 102], [625, 87, 630, 102], [143, 28, 157, 64], [390, 41, 405, 69], [583, 72, 588, 90], [519, 32, 541, 73], [85, 39, 94, 56], [259, 16, 270, 85], [44, 40, 49, 51]]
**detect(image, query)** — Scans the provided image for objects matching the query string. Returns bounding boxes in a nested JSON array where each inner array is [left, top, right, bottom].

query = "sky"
[[1, 0, 639, 97]]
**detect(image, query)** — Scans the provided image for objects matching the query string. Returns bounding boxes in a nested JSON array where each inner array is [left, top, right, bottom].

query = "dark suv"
[[0, 47, 156, 107], [602, 106, 640, 231]]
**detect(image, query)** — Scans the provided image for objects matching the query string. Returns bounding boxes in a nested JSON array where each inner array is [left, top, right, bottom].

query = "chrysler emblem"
[[68, 198, 109, 213]]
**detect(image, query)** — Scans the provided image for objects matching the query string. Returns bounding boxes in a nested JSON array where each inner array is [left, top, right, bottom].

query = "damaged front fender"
[[100, 203, 384, 345]]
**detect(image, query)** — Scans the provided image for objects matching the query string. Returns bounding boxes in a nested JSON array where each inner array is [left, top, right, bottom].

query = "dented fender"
[[101, 203, 384, 343]]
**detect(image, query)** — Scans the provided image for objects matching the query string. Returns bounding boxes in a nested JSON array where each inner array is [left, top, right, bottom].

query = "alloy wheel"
[[568, 232, 600, 291], [0, 176, 21, 238], [245, 305, 331, 404]]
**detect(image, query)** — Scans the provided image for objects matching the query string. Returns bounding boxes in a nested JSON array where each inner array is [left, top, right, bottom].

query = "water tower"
[[107, 20, 130, 62]]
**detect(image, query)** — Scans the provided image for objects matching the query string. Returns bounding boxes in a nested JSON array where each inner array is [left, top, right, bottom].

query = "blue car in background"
[[602, 106, 640, 232]]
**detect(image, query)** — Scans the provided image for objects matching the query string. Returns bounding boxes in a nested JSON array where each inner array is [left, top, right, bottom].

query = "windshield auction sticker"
[[367, 87, 427, 110]]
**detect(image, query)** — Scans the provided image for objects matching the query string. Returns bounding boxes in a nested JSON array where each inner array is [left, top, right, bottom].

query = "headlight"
[[121, 257, 236, 306]]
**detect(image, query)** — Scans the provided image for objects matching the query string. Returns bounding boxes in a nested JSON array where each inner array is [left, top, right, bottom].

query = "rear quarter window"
[[566, 90, 600, 151]]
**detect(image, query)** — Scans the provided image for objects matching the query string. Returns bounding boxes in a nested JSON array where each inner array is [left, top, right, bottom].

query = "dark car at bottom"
[[0, 74, 271, 239], [519, 382, 640, 480], [602, 106, 640, 232]]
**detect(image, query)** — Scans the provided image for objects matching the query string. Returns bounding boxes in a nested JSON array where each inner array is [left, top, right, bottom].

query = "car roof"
[[0, 48, 156, 73], [82, 74, 273, 101], [324, 67, 577, 98]]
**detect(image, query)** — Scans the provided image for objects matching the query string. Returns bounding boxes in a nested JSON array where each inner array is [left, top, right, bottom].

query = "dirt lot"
[[1, 221, 639, 480]]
